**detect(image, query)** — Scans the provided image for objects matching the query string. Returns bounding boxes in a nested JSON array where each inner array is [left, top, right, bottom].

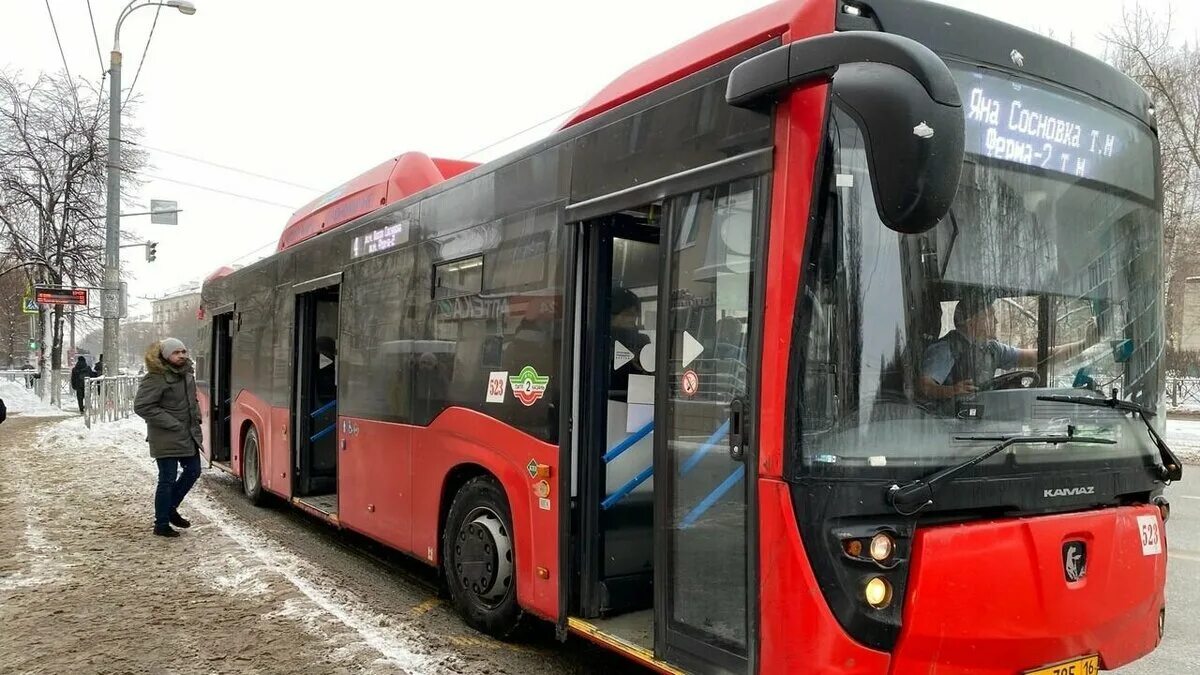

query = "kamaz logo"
[[1044, 486, 1096, 498]]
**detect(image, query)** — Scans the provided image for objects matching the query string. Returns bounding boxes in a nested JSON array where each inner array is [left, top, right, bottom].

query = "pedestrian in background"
[[133, 338, 203, 538], [70, 355, 90, 414]]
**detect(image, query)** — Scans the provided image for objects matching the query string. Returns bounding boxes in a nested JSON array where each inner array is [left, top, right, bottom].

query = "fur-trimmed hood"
[[143, 341, 192, 376]]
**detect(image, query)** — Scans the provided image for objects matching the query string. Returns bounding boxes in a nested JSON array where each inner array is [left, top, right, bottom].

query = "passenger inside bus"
[[918, 294, 1097, 403], [714, 315, 745, 361], [610, 287, 650, 400]]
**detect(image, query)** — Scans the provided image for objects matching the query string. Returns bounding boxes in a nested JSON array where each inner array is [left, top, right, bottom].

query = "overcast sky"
[[3, 0, 1198, 315]]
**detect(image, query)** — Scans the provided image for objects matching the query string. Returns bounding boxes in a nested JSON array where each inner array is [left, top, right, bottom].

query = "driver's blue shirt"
[[922, 332, 1020, 384]]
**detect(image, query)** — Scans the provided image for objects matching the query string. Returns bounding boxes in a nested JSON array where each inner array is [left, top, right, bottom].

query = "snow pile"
[[38, 414, 144, 450], [0, 380, 69, 417]]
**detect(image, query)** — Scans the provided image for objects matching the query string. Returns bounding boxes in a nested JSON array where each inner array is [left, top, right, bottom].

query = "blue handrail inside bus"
[[679, 419, 730, 476], [601, 464, 654, 510], [603, 420, 654, 464], [679, 463, 745, 528], [311, 399, 337, 419], [310, 423, 336, 443]]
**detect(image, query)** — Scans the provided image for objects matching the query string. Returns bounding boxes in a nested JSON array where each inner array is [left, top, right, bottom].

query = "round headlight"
[[864, 576, 893, 609], [869, 532, 895, 562]]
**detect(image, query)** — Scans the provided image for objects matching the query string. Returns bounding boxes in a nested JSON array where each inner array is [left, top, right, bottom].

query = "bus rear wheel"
[[242, 427, 265, 505], [442, 475, 526, 639]]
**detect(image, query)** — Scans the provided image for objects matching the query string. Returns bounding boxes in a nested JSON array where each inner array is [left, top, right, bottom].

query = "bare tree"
[[1105, 3, 1200, 358], [0, 70, 145, 398]]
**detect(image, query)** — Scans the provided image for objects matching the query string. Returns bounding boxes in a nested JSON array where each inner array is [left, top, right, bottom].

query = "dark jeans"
[[155, 453, 201, 527], [75, 388, 84, 413]]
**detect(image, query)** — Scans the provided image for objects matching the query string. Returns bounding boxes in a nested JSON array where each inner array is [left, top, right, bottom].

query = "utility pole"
[[102, 0, 197, 372], [102, 43, 121, 375]]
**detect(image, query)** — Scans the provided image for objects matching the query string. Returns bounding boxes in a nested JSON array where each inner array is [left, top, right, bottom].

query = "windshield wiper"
[[1038, 391, 1183, 481], [887, 428, 1116, 516]]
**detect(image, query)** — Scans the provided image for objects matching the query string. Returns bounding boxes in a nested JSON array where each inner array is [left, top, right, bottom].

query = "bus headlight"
[[864, 576, 893, 609], [869, 532, 895, 562]]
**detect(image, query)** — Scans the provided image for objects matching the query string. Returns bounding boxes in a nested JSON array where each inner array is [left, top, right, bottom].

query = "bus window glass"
[[794, 98, 1163, 475], [408, 211, 564, 439]]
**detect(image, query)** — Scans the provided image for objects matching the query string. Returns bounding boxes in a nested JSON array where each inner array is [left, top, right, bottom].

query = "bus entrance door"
[[210, 311, 234, 464], [293, 284, 340, 515], [653, 181, 759, 674], [575, 182, 759, 675], [577, 213, 661, 636]]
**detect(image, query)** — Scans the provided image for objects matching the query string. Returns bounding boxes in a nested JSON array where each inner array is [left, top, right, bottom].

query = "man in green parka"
[[134, 338, 203, 538]]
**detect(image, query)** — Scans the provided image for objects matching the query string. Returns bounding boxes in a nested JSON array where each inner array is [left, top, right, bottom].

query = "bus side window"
[[799, 191, 840, 434]]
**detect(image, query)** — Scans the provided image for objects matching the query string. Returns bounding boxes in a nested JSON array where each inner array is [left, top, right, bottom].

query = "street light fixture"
[[167, 1, 198, 15], [102, 1, 197, 370]]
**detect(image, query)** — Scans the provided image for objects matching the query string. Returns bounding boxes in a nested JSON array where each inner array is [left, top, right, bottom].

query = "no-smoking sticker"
[[681, 369, 699, 397]]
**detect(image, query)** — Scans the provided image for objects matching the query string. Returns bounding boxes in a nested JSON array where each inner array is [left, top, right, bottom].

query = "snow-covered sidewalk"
[[0, 414, 487, 675], [0, 379, 77, 417], [1166, 418, 1200, 465]]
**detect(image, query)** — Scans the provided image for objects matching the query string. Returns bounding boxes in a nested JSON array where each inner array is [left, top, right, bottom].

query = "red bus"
[[195, 0, 1179, 672]]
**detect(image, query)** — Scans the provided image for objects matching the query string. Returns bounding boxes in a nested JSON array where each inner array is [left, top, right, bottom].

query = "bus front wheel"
[[442, 475, 527, 639], [242, 427, 265, 505]]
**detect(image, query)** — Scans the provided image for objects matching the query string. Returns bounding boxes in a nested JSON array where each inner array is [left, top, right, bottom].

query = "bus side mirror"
[[727, 32, 964, 234]]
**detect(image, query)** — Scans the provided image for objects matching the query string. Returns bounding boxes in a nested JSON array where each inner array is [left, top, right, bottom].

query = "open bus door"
[[209, 307, 234, 465], [571, 177, 764, 674], [292, 277, 341, 515]]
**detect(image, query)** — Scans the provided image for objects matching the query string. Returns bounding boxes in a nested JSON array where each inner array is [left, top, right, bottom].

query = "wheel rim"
[[244, 437, 260, 493], [454, 506, 513, 607]]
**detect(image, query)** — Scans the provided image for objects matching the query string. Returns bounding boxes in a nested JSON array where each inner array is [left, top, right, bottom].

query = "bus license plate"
[[1024, 655, 1099, 675]]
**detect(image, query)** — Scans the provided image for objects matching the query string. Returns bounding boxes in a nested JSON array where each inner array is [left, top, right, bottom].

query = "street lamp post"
[[102, 0, 196, 371]]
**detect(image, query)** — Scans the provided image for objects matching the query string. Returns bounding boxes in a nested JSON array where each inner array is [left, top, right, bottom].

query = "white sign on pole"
[[101, 289, 121, 319], [150, 199, 178, 225]]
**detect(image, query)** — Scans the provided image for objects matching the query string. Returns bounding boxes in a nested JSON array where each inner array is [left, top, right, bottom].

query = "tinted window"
[[407, 207, 564, 440], [230, 260, 276, 401], [338, 248, 416, 422], [434, 256, 484, 299], [571, 77, 771, 201]]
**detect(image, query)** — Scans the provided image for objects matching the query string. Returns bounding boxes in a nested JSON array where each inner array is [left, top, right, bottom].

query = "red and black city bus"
[[195, 0, 1179, 672]]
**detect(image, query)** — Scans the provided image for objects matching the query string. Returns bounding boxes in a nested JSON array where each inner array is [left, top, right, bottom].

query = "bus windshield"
[[796, 66, 1164, 474]]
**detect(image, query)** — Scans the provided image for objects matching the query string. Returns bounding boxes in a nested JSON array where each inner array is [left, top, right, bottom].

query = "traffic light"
[[145, 241, 158, 262]]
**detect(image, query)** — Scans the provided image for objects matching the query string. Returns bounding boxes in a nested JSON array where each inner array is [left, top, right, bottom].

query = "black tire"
[[241, 427, 266, 505], [442, 475, 527, 639]]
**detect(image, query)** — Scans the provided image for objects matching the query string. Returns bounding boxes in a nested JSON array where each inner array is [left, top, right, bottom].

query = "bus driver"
[[918, 294, 1097, 401]]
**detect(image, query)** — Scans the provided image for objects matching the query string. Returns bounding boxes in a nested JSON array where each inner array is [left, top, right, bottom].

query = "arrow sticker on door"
[[681, 331, 704, 368], [613, 340, 634, 371]]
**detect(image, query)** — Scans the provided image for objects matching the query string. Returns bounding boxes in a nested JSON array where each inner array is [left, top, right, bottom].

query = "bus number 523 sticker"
[[1136, 514, 1162, 555]]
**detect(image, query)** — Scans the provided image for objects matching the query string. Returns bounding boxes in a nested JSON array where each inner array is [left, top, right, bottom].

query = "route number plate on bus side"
[[1024, 655, 1099, 675], [1136, 514, 1162, 555]]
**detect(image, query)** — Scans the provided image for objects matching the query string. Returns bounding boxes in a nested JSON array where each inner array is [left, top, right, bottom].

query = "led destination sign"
[[952, 67, 1155, 199], [351, 216, 411, 259]]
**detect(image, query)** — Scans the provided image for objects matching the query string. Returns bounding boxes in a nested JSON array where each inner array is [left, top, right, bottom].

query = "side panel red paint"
[[759, 479, 892, 673], [334, 410, 557, 621], [231, 389, 272, 484], [410, 408, 559, 621], [265, 406, 291, 498], [197, 388, 212, 461], [755, 4, 890, 671], [338, 417, 413, 553], [890, 506, 1166, 674]]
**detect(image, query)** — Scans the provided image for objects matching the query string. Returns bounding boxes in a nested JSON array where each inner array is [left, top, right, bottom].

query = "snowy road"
[[0, 387, 639, 675]]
